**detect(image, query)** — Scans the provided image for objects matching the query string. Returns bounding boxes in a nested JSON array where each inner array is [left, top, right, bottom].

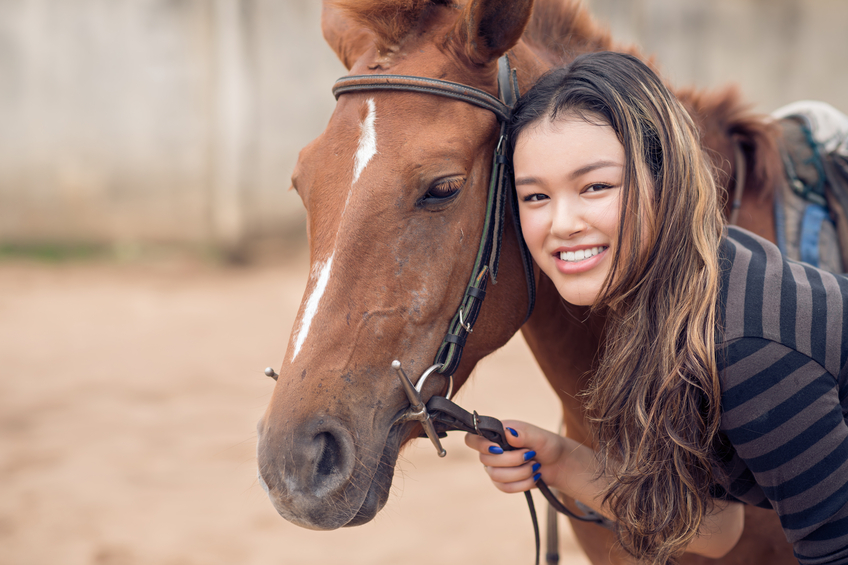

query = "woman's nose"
[[550, 199, 586, 238]]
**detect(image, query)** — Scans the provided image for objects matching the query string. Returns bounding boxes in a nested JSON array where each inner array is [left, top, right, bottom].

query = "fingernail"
[[523, 450, 536, 461], [506, 427, 518, 437], [488, 445, 504, 454], [532, 462, 541, 473], [533, 473, 541, 482]]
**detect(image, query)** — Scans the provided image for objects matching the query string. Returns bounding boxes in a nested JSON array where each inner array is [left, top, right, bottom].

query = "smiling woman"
[[465, 51, 848, 565]]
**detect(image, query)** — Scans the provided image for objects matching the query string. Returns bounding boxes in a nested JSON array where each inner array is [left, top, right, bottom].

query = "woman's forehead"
[[515, 117, 620, 153]]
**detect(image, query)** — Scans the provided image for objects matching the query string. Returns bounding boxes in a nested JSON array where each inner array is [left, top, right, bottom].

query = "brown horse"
[[257, 0, 794, 562]]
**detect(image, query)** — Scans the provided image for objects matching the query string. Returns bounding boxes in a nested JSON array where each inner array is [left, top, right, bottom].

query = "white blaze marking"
[[289, 100, 378, 364], [291, 254, 334, 361], [352, 98, 377, 186]]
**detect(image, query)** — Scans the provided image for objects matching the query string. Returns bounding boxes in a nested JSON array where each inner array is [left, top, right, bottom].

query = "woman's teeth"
[[559, 246, 606, 262]]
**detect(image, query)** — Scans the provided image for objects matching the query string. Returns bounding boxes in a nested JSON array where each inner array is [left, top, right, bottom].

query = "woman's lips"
[[553, 245, 609, 274]]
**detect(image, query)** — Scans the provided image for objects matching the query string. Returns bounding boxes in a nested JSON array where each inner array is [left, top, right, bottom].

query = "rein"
[[330, 56, 611, 565]]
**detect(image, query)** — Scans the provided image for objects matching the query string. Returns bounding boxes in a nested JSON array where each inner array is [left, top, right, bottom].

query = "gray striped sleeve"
[[822, 271, 844, 377], [725, 238, 752, 342], [761, 231, 785, 343], [789, 262, 814, 357]]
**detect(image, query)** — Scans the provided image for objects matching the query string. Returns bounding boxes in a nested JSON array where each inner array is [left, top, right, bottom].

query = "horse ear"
[[453, 0, 534, 65], [322, 1, 375, 70]]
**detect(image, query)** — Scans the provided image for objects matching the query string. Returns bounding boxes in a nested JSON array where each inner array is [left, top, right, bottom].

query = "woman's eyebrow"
[[514, 160, 623, 187], [569, 160, 623, 180], [514, 176, 542, 186]]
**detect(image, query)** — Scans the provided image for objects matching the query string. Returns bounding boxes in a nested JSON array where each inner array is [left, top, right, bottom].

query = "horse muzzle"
[[256, 411, 367, 529]]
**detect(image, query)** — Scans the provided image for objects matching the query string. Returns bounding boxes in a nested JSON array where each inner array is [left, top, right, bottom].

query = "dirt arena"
[[0, 250, 591, 565]]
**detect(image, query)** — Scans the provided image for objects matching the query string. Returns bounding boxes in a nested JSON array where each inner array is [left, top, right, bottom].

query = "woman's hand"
[[465, 420, 744, 559], [464, 420, 570, 494]]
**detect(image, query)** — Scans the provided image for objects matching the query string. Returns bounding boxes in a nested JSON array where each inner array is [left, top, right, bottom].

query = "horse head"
[[256, 0, 540, 530]]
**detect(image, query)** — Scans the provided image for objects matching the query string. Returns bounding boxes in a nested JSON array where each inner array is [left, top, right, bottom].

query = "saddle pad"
[[772, 101, 848, 274]]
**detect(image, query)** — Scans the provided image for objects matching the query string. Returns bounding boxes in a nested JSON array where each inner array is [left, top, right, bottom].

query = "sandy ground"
[[0, 251, 592, 565]]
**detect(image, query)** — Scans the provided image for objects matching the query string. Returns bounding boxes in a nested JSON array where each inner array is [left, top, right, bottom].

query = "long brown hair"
[[508, 52, 726, 564]]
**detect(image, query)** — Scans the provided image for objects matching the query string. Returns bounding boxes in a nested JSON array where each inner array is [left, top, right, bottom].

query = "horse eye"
[[422, 178, 464, 204]]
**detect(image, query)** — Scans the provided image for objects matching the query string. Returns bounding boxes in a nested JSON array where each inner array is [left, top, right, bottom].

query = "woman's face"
[[513, 116, 625, 306]]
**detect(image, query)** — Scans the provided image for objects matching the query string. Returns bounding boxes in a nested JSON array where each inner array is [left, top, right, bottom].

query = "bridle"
[[329, 55, 612, 564], [332, 56, 535, 380]]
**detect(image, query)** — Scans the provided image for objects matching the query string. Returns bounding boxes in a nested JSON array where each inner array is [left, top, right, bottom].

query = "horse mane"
[[523, 0, 645, 66], [677, 85, 783, 205]]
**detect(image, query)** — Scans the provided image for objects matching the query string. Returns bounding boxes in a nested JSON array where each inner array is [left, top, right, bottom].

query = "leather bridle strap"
[[332, 74, 512, 122], [424, 396, 614, 562]]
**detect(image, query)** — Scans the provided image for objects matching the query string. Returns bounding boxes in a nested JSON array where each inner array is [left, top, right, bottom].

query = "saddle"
[[772, 101, 848, 273]]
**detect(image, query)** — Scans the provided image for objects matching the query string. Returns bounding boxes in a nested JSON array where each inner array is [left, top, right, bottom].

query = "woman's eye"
[[523, 193, 548, 202], [584, 183, 612, 193]]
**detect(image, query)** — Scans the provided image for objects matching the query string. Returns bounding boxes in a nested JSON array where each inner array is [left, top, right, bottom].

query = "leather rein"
[[331, 56, 612, 565]]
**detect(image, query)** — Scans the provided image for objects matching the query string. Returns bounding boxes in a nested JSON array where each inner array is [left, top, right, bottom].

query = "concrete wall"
[[0, 0, 345, 251], [587, 0, 847, 112], [0, 0, 844, 250]]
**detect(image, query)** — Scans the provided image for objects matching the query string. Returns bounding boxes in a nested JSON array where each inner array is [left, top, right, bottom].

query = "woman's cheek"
[[519, 208, 548, 259]]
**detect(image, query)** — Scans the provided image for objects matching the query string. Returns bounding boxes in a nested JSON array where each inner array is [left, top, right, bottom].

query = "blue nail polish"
[[533, 473, 541, 482], [523, 450, 536, 461], [488, 445, 504, 454], [506, 427, 518, 437], [532, 462, 541, 473]]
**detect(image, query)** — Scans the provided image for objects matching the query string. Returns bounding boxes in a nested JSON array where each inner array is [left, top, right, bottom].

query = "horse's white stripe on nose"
[[352, 98, 377, 185], [291, 253, 334, 361], [290, 101, 375, 364]]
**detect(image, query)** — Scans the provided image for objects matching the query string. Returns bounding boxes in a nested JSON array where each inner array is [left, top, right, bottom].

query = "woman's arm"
[[465, 420, 744, 559]]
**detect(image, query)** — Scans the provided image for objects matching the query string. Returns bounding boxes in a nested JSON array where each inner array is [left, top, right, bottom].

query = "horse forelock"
[[333, 0, 455, 54]]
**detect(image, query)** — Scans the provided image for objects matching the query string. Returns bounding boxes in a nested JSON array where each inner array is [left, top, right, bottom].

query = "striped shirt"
[[717, 226, 848, 563]]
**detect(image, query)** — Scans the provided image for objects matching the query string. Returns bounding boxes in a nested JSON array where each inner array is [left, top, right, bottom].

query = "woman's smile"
[[554, 245, 610, 273]]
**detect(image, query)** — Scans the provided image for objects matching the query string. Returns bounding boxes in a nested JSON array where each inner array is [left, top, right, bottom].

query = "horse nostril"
[[315, 432, 340, 478]]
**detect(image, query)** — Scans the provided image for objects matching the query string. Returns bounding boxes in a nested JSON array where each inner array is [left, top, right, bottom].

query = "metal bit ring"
[[414, 363, 454, 400], [392, 360, 447, 457]]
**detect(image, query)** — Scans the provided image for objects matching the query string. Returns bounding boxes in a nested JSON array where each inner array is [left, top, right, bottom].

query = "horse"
[[256, 0, 800, 562]]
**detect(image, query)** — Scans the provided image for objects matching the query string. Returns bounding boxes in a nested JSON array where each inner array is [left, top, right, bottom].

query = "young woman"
[[465, 52, 848, 564]]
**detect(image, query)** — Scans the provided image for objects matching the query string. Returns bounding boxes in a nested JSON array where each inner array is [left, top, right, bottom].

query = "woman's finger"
[[479, 448, 537, 468], [489, 466, 543, 494], [464, 421, 535, 452], [486, 460, 540, 484], [464, 432, 491, 452]]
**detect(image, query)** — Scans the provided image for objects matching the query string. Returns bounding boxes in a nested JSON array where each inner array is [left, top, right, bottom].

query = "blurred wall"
[[0, 0, 345, 251], [0, 0, 844, 250], [587, 0, 847, 112]]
